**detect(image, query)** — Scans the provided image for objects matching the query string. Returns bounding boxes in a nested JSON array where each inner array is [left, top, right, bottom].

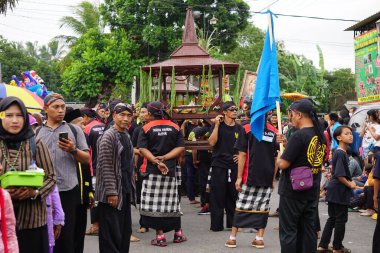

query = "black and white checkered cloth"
[[205, 167, 212, 193], [235, 185, 272, 213], [140, 174, 181, 217]]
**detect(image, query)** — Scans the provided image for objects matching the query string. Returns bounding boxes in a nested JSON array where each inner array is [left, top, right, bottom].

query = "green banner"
[[354, 29, 380, 104]]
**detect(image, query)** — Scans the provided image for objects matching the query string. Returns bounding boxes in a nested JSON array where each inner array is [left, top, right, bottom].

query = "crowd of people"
[[0, 92, 379, 253]]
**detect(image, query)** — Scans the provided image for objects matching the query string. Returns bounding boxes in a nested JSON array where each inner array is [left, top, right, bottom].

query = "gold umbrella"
[[281, 92, 308, 101]]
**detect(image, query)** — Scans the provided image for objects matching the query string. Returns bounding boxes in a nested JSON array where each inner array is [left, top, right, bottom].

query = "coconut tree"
[[56, 1, 104, 46], [0, 0, 17, 14]]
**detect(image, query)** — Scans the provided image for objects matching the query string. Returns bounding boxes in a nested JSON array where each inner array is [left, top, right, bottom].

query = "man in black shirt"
[[276, 99, 326, 253], [137, 101, 186, 247], [208, 101, 245, 232], [131, 102, 151, 233], [224, 116, 278, 249]]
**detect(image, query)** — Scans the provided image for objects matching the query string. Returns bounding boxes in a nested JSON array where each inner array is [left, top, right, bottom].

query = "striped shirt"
[[36, 121, 89, 191], [0, 139, 56, 230]]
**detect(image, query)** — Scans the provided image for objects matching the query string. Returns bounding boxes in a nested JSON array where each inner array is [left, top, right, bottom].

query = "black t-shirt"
[[137, 119, 184, 175], [210, 122, 245, 168], [278, 127, 326, 201], [87, 123, 105, 176], [132, 124, 144, 172], [326, 149, 352, 205], [128, 120, 138, 137], [120, 132, 133, 194], [234, 124, 278, 187], [191, 125, 212, 159]]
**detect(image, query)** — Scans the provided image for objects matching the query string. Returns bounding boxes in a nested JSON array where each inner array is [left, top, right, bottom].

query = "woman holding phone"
[[0, 97, 56, 253]]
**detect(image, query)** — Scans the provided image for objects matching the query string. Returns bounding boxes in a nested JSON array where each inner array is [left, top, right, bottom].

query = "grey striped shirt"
[[36, 121, 89, 191]]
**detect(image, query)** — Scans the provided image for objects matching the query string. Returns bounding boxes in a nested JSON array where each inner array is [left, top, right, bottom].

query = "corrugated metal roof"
[[345, 11, 380, 31]]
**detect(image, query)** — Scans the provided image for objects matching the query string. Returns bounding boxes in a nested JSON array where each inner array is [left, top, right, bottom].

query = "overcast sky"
[[0, 0, 379, 71]]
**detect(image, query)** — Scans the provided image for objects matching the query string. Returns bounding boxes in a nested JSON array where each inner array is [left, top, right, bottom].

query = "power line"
[[251, 11, 359, 22]]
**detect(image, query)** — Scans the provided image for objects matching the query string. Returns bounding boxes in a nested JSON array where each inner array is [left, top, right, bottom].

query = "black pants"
[[98, 195, 132, 253], [319, 202, 348, 250], [199, 152, 211, 206], [75, 204, 87, 253], [209, 166, 238, 231], [90, 206, 99, 224], [279, 195, 318, 253], [365, 186, 375, 209], [17, 225, 49, 253], [373, 197, 380, 253], [55, 186, 81, 253]]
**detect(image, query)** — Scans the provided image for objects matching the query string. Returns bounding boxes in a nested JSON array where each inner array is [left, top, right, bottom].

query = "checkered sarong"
[[140, 174, 181, 217], [235, 185, 272, 213]]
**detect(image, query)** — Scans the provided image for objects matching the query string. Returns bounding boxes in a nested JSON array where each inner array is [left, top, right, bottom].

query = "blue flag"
[[250, 13, 280, 141]]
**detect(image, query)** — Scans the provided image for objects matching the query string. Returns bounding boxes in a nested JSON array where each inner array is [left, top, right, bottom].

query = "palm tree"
[[56, 1, 104, 46], [0, 0, 17, 14]]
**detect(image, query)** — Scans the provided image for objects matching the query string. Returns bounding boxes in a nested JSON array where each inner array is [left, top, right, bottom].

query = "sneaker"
[[197, 206, 210, 215], [190, 199, 200, 204], [173, 234, 187, 243], [151, 237, 167, 247], [269, 210, 279, 217], [225, 239, 237, 248], [251, 239, 265, 249]]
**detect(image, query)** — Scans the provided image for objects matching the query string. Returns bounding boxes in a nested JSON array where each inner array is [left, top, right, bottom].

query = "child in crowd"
[[0, 187, 19, 253], [318, 126, 355, 253]]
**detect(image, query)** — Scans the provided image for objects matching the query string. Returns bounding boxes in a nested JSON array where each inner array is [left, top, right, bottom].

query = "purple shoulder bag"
[[290, 142, 319, 191]]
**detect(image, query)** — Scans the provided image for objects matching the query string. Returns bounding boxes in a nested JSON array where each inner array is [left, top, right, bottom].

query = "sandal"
[[151, 237, 167, 247], [136, 227, 149, 233], [85, 226, 99, 236], [333, 247, 351, 253], [317, 246, 333, 252], [173, 234, 187, 243], [130, 235, 140, 242]]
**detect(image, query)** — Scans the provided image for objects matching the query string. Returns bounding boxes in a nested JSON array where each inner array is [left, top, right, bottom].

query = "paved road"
[[84, 185, 376, 253]]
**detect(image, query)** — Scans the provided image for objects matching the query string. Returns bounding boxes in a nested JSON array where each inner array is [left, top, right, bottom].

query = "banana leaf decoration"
[[157, 66, 162, 101], [147, 67, 152, 102], [201, 65, 206, 108], [139, 67, 146, 103], [170, 66, 176, 112], [207, 65, 213, 99], [222, 64, 226, 101], [233, 67, 241, 104], [185, 76, 190, 104]]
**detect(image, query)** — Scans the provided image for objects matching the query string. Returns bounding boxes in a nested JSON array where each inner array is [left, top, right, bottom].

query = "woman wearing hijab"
[[0, 97, 56, 253]]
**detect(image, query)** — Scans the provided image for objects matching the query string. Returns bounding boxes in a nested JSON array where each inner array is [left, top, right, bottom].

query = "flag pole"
[[267, 8, 284, 153]]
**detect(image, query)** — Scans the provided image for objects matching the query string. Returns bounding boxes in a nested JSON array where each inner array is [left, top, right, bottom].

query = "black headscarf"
[[0, 97, 35, 143]]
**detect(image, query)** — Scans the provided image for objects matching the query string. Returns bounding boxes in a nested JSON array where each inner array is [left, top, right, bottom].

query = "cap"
[[289, 98, 315, 114]]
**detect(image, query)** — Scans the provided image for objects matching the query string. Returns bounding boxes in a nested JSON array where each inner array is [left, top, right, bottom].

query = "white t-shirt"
[[362, 122, 374, 148], [374, 124, 380, 147]]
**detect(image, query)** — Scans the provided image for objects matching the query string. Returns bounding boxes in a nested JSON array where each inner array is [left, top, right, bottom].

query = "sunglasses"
[[227, 107, 238, 112]]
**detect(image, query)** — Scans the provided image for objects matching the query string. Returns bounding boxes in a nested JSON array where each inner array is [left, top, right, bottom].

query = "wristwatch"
[[31, 189, 39, 200], [70, 147, 78, 155]]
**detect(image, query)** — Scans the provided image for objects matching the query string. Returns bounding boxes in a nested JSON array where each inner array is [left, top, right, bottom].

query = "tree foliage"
[[0, 36, 62, 93], [100, 0, 250, 61], [61, 29, 143, 106], [0, 0, 16, 14]]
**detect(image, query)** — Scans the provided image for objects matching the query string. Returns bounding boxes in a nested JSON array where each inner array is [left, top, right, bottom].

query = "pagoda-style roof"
[[142, 8, 239, 75]]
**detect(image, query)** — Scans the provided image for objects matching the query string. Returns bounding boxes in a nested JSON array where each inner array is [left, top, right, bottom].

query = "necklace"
[[0, 141, 24, 171]]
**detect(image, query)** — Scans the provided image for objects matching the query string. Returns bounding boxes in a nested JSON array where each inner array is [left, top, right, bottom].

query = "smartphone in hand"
[[58, 132, 69, 141]]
